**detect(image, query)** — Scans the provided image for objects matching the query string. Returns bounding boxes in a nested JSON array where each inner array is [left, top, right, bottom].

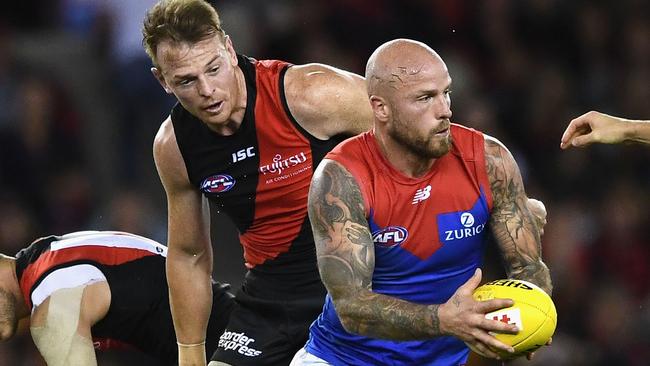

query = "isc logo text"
[[232, 147, 255, 162]]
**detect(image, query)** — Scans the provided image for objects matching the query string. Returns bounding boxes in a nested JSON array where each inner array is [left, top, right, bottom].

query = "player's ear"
[[223, 35, 237, 66], [369, 95, 389, 122], [151, 67, 172, 94]]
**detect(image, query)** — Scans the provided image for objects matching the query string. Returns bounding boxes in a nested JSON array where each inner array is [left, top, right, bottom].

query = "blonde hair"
[[142, 0, 226, 66]]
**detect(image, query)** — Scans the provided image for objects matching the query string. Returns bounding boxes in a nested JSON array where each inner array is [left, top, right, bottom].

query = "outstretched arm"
[[560, 111, 650, 149], [154, 118, 214, 366], [485, 136, 552, 294], [526, 198, 547, 236], [309, 159, 517, 358]]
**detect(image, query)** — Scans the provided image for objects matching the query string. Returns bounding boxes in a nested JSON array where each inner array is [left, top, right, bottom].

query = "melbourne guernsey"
[[306, 124, 493, 365]]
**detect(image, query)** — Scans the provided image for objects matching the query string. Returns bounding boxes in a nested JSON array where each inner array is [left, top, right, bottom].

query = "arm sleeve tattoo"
[[484, 136, 553, 294], [308, 159, 444, 340]]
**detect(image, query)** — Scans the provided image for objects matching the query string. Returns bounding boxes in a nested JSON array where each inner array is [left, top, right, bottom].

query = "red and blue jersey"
[[306, 124, 493, 365]]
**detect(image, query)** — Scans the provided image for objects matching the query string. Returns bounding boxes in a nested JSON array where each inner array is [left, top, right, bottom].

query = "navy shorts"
[[209, 285, 325, 365]]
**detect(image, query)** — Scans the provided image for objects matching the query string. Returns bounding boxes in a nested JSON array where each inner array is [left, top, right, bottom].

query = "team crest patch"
[[372, 226, 409, 248], [200, 174, 236, 193]]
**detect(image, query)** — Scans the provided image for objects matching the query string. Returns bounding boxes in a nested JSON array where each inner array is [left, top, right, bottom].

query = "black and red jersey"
[[171, 55, 342, 297], [15, 231, 232, 364]]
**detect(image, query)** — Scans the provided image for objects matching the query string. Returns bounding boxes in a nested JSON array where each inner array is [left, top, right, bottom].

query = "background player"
[[0, 231, 233, 366], [142, 0, 372, 365], [294, 39, 552, 365], [560, 111, 650, 149]]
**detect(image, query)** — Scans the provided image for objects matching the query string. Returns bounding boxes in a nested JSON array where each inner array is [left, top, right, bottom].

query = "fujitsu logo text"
[[259, 152, 308, 175]]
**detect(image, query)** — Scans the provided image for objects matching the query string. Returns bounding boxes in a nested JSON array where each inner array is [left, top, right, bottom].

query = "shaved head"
[[365, 39, 447, 97], [364, 39, 453, 169]]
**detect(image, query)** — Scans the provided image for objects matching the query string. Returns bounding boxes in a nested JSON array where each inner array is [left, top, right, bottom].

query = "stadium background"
[[0, 0, 648, 365]]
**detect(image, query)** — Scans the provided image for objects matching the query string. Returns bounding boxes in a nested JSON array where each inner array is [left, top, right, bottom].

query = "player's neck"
[[205, 66, 248, 136], [374, 131, 435, 178], [230, 66, 248, 126]]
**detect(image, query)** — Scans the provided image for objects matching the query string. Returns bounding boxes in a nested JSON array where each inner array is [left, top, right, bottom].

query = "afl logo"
[[200, 174, 236, 193], [460, 212, 475, 227], [372, 226, 409, 248]]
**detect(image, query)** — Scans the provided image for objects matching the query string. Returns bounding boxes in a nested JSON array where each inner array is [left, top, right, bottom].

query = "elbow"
[[0, 308, 18, 342], [166, 247, 213, 279], [338, 315, 358, 335], [167, 245, 213, 269], [334, 303, 358, 334], [330, 295, 363, 335], [0, 326, 16, 342]]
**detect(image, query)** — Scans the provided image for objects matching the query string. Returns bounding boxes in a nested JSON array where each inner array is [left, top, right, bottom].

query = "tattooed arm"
[[308, 159, 518, 357], [485, 136, 553, 294]]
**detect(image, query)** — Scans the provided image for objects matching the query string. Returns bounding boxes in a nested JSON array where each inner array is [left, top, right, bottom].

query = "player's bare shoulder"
[[153, 117, 190, 189], [284, 63, 371, 139], [483, 134, 510, 160], [153, 117, 176, 156], [483, 134, 523, 198]]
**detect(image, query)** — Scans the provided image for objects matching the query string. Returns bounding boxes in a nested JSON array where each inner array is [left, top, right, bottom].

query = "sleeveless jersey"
[[171, 55, 341, 297], [305, 125, 493, 365], [15, 231, 228, 363]]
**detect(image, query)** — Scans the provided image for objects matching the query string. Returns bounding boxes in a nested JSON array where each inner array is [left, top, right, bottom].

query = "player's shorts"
[[209, 284, 325, 365], [289, 347, 332, 366], [205, 281, 237, 355]]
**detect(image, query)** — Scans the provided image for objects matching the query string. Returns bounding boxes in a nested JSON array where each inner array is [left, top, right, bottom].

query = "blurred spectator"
[[94, 187, 166, 243], [0, 196, 37, 255]]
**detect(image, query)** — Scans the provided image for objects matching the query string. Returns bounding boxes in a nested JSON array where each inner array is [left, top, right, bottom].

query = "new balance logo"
[[412, 185, 431, 204]]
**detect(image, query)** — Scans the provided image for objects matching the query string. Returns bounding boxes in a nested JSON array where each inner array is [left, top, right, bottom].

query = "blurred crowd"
[[0, 0, 648, 365]]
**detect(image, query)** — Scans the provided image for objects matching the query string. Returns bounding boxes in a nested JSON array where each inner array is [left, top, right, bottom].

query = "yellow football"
[[469, 279, 557, 360]]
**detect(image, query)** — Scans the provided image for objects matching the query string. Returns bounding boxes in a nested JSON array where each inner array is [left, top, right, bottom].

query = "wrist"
[[178, 340, 206, 348], [625, 120, 650, 144], [178, 341, 206, 366], [432, 303, 449, 336]]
